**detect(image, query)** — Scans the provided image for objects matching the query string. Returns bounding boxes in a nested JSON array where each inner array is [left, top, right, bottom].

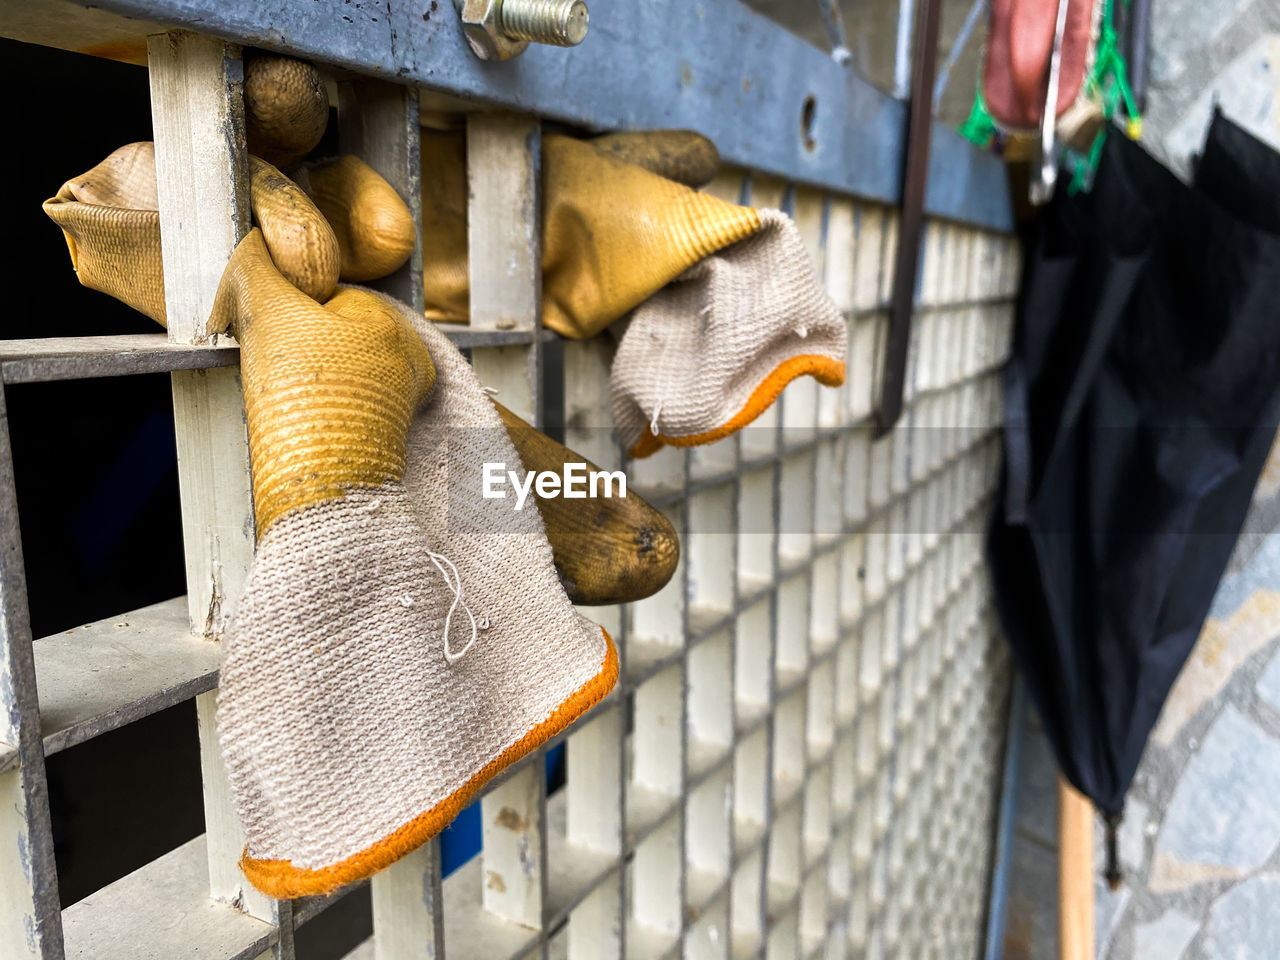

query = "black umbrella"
[[988, 114, 1280, 883]]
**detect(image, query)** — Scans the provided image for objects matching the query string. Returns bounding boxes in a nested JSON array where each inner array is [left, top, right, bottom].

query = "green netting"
[[1066, 0, 1140, 192], [959, 90, 998, 149]]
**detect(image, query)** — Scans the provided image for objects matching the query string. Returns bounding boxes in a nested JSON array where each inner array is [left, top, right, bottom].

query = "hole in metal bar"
[[800, 95, 818, 153]]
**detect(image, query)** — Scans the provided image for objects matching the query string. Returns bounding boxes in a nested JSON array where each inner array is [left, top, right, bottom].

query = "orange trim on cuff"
[[628, 354, 846, 459], [239, 626, 619, 899]]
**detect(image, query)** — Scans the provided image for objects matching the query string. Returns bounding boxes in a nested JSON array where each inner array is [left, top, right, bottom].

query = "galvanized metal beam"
[[2, 0, 1012, 231]]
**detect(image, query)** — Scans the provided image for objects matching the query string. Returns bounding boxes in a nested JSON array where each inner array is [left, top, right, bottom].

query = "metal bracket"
[[876, 0, 942, 435]]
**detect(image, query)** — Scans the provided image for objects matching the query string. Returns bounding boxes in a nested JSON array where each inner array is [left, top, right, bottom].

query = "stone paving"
[[1096, 510, 1280, 960]]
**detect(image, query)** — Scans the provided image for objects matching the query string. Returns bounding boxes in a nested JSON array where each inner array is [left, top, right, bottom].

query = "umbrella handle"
[[1059, 778, 1095, 960]]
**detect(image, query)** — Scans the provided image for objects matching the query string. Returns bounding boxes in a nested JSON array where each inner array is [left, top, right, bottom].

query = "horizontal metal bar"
[[34, 597, 220, 757], [0, 328, 541, 385], [625, 638, 685, 689], [626, 781, 681, 852], [0, 335, 239, 384], [686, 738, 732, 791], [3, 0, 1012, 231], [444, 327, 545, 348], [441, 855, 541, 960], [626, 919, 680, 960], [61, 835, 277, 960]]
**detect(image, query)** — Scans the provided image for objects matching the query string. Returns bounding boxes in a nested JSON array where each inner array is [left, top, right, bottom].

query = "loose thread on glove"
[[649, 399, 663, 437], [427, 551, 479, 662]]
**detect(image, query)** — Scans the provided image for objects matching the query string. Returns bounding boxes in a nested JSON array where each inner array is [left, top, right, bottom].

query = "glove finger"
[[42, 142, 168, 325], [491, 399, 679, 605], [244, 53, 330, 170], [303, 155, 416, 283], [587, 129, 721, 188], [249, 156, 341, 302]]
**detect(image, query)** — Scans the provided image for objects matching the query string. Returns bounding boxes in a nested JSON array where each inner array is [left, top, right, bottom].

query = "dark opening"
[[801, 94, 818, 152]]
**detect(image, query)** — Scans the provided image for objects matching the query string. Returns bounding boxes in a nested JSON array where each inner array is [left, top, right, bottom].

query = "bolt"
[[454, 0, 589, 61], [502, 0, 588, 44]]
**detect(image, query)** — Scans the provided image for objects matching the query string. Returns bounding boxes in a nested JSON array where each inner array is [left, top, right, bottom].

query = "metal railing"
[[0, 3, 1018, 958]]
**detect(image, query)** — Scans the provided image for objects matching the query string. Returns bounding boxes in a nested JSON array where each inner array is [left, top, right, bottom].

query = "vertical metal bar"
[[561, 330, 623, 952], [466, 113, 543, 425], [336, 75, 447, 960], [567, 705, 623, 959], [482, 766, 547, 929], [932, 0, 987, 110], [677, 399, 694, 946], [371, 843, 445, 960], [0, 377, 65, 960], [759, 177, 783, 954], [877, 0, 942, 435], [981, 678, 1026, 960], [816, 0, 853, 64], [147, 31, 292, 950], [467, 112, 548, 937], [147, 30, 254, 635], [560, 330, 624, 957], [1126, 0, 1152, 113]]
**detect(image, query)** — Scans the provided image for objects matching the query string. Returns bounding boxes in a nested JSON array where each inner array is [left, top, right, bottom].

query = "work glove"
[[420, 129, 847, 457], [421, 130, 760, 338], [612, 209, 846, 457], [210, 235, 616, 897], [44, 142, 620, 899], [299, 155, 417, 282], [586, 129, 722, 188], [44, 141, 677, 604], [42, 142, 341, 323]]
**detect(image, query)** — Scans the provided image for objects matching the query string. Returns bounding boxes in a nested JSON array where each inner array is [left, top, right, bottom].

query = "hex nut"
[[455, 0, 530, 61]]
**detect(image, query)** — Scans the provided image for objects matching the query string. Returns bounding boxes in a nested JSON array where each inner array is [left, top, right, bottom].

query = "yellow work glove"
[[421, 130, 761, 339], [243, 53, 330, 170], [211, 239, 615, 899], [44, 138, 677, 602], [612, 209, 847, 457], [586, 129, 722, 187], [45, 142, 617, 900], [43, 142, 341, 323], [420, 129, 847, 457]]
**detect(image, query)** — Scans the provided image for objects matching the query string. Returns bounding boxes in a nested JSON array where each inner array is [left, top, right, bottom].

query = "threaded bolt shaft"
[[499, 0, 589, 47]]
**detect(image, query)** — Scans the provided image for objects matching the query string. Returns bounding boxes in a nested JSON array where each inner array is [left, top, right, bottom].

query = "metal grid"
[[554, 186, 1019, 960], [0, 7, 1018, 960]]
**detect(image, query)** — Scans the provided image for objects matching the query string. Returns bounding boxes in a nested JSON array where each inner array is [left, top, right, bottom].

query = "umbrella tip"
[[1103, 811, 1124, 890]]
